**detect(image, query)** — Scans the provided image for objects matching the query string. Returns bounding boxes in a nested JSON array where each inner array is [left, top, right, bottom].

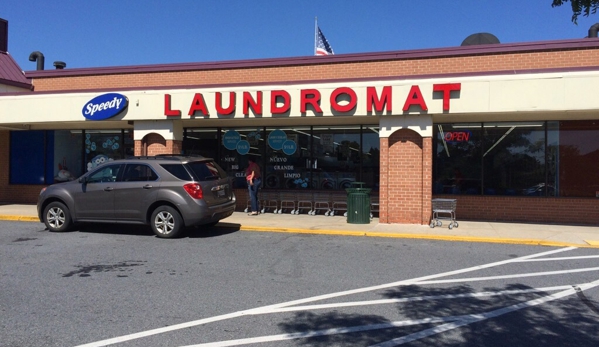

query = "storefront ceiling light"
[[313, 127, 360, 130], [293, 129, 320, 140], [452, 123, 481, 128], [189, 129, 217, 133], [84, 130, 122, 134], [265, 128, 311, 132], [453, 122, 543, 128], [484, 122, 545, 128]]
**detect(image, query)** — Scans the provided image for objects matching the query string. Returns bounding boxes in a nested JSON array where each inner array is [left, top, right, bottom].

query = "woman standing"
[[246, 156, 262, 215]]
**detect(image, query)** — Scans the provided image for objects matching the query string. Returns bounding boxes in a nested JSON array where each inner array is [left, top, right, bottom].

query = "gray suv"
[[37, 156, 236, 238]]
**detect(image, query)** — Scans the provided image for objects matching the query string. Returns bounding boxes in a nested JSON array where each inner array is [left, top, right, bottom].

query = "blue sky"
[[2, 0, 599, 71]]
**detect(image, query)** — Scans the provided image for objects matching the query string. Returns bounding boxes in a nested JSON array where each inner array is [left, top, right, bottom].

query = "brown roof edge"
[[24, 38, 599, 79], [0, 78, 33, 90]]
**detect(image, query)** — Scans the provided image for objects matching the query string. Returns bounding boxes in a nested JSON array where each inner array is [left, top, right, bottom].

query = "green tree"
[[552, 0, 599, 23]]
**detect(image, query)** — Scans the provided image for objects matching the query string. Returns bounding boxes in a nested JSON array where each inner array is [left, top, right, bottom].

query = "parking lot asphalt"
[[2, 204, 598, 248]]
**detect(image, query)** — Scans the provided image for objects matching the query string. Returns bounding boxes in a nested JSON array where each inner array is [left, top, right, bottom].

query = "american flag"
[[315, 27, 334, 56]]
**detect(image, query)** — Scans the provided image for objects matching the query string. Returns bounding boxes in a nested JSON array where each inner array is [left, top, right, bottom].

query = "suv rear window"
[[160, 164, 193, 181], [186, 161, 227, 181]]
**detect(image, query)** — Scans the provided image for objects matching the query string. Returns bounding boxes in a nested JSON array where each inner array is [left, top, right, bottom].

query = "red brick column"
[[380, 129, 428, 224], [421, 137, 432, 225]]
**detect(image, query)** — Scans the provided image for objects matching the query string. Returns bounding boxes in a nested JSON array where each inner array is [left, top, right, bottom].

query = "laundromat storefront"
[[2, 68, 599, 225], [184, 126, 380, 191]]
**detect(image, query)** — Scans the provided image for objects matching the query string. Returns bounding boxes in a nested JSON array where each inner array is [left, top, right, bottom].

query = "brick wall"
[[441, 195, 599, 225], [29, 48, 599, 92]]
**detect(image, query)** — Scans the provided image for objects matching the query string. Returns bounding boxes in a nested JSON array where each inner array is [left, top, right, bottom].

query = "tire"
[[151, 206, 183, 238], [43, 201, 72, 232]]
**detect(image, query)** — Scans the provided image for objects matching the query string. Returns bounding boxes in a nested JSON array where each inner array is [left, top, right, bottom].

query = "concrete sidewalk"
[[2, 204, 599, 248]]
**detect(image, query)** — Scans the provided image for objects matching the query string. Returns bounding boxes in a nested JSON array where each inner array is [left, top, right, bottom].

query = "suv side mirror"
[[79, 176, 87, 184]]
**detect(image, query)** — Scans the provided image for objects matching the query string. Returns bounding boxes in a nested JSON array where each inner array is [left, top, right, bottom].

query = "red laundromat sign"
[[162, 83, 461, 117]]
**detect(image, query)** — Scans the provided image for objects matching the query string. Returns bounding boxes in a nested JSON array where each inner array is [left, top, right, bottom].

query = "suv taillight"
[[183, 183, 203, 199]]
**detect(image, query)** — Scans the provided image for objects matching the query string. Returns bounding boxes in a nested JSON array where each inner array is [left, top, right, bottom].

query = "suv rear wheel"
[[151, 206, 183, 238], [43, 202, 72, 232]]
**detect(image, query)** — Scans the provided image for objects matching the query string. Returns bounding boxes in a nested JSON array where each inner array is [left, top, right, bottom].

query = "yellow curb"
[[1, 216, 597, 249], [241, 226, 599, 248], [0, 215, 39, 222]]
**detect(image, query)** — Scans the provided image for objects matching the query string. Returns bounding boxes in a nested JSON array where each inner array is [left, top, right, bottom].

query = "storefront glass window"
[[84, 130, 131, 172], [312, 126, 361, 190], [434, 123, 483, 195], [183, 129, 219, 159], [220, 127, 265, 189], [362, 126, 380, 191], [264, 127, 312, 189], [482, 122, 546, 196], [432, 121, 599, 198], [10, 130, 84, 184], [546, 121, 559, 197], [9, 130, 48, 184], [52, 130, 84, 182], [10, 129, 131, 185], [557, 120, 599, 197]]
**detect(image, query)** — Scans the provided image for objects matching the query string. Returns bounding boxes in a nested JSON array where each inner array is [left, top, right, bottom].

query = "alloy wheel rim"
[[47, 207, 65, 229], [154, 211, 175, 234]]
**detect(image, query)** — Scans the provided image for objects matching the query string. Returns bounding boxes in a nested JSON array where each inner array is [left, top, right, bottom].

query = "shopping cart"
[[430, 198, 458, 229]]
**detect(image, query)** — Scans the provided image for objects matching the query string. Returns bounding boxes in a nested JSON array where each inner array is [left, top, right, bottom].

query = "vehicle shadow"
[[277, 283, 599, 346], [187, 222, 241, 238], [68, 222, 241, 238]]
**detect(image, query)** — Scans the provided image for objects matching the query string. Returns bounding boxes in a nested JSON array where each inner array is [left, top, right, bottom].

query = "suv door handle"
[[143, 185, 153, 189], [104, 187, 114, 191]]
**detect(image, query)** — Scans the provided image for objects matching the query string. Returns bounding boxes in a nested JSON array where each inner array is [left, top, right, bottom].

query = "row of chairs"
[[245, 191, 379, 218]]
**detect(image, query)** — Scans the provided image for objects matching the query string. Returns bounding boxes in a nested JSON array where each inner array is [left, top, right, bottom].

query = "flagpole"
[[314, 17, 318, 56]]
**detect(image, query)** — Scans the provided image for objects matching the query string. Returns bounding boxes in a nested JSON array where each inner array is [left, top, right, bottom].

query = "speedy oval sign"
[[82, 93, 128, 120]]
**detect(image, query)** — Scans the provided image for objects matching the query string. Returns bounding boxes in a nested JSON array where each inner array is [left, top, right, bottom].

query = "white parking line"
[[513, 254, 599, 262], [178, 280, 599, 347], [415, 267, 599, 285], [369, 279, 599, 347], [264, 285, 573, 313], [73, 246, 578, 347]]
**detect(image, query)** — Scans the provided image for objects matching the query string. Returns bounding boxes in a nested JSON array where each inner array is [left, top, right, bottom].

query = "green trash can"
[[346, 182, 371, 224]]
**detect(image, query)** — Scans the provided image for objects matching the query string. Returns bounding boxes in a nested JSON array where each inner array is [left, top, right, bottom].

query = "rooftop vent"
[[461, 33, 500, 46], [588, 23, 599, 38], [53, 61, 66, 69], [28, 51, 45, 70]]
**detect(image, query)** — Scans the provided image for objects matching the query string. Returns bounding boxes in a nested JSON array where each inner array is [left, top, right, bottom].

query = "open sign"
[[444, 131, 471, 142]]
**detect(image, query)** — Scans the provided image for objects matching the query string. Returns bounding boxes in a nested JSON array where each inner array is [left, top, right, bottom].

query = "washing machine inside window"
[[285, 178, 297, 189], [338, 178, 355, 189], [320, 178, 336, 190], [265, 174, 280, 188]]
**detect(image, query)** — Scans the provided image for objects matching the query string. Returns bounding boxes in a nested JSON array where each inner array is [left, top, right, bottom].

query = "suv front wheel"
[[43, 201, 72, 232], [151, 206, 183, 238]]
